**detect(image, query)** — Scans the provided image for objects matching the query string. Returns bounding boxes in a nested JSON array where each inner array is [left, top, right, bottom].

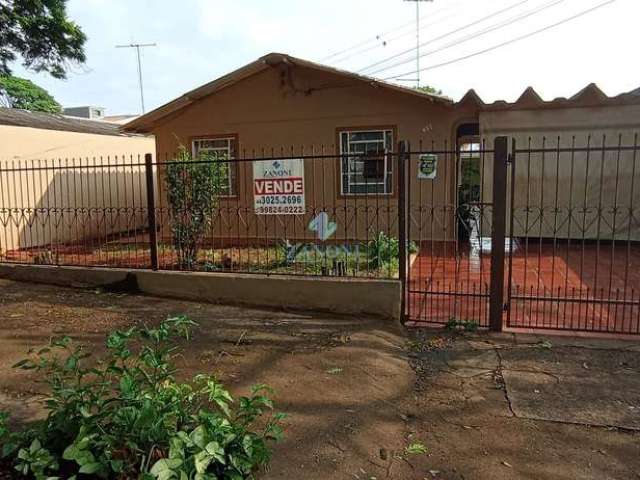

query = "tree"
[[0, 75, 61, 112], [415, 85, 443, 96], [165, 147, 229, 269], [0, 0, 86, 79]]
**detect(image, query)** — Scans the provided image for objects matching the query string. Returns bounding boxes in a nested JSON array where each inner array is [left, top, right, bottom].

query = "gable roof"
[[0, 107, 134, 136], [122, 52, 453, 134]]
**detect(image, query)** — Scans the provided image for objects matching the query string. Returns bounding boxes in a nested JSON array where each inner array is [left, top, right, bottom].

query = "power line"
[[364, 0, 566, 77], [382, 0, 616, 79], [358, 0, 529, 74], [322, 1, 462, 64], [329, 6, 461, 66]]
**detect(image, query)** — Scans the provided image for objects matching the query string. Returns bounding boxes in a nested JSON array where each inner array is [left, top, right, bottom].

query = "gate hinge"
[[503, 302, 509, 312], [506, 154, 514, 164]]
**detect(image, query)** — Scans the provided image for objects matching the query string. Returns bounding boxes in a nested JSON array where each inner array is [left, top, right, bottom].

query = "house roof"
[[122, 52, 453, 133], [0, 107, 134, 136], [455, 84, 640, 112]]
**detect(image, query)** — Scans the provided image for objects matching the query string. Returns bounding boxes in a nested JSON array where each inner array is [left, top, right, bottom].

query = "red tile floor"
[[407, 239, 640, 335]]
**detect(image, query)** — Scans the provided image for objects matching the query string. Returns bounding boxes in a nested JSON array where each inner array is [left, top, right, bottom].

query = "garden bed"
[[4, 236, 416, 279]]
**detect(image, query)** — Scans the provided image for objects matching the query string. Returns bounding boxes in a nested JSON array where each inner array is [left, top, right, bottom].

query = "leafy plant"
[[536, 340, 553, 350], [445, 318, 479, 333], [367, 232, 418, 271], [276, 239, 305, 266], [165, 147, 229, 269], [1, 315, 285, 479], [404, 442, 428, 455]]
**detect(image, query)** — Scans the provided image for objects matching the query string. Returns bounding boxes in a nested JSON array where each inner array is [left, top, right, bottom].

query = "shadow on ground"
[[0, 278, 638, 479]]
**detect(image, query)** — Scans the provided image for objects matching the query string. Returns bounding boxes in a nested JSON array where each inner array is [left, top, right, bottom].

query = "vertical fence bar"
[[145, 153, 159, 270], [398, 140, 409, 324], [506, 137, 517, 328], [489, 136, 509, 331]]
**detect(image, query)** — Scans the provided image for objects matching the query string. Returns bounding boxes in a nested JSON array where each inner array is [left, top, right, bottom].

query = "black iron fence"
[[0, 147, 401, 279], [506, 134, 640, 335], [402, 133, 640, 336], [2, 134, 640, 337]]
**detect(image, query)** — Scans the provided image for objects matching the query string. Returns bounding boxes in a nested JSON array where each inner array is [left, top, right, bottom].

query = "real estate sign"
[[418, 154, 438, 180], [253, 159, 305, 215]]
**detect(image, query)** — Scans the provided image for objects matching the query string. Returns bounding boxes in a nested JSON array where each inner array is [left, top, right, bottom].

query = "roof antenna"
[[402, 0, 434, 87], [115, 42, 157, 114]]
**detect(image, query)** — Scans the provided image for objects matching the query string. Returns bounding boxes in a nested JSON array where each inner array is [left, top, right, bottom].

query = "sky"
[[10, 0, 640, 116]]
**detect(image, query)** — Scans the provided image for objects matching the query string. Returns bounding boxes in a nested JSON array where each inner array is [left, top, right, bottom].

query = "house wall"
[[479, 105, 640, 240], [150, 64, 469, 244], [0, 126, 155, 254]]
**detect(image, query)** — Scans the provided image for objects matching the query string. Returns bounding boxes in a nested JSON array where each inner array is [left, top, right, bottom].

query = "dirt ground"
[[0, 278, 639, 480]]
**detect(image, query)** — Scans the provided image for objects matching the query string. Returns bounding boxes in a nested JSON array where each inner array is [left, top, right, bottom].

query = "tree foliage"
[[0, 75, 61, 112], [0, 0, 86, 79], [165, 147, 230, 269], [415, 85, 443, 96]]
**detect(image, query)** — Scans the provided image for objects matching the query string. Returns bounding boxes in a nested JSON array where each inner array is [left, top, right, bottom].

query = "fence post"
[[398, 140, 409, 325], [489, 137, 509, 331], [144, 153, 159, 271]]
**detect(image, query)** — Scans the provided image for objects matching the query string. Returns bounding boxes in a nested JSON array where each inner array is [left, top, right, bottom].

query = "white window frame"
[[191, 137, 236, 196], [339, 128, 394, 196]]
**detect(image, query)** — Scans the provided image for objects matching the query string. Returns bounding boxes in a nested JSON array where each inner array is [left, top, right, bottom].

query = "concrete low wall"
[[0, 264, 401, 320]]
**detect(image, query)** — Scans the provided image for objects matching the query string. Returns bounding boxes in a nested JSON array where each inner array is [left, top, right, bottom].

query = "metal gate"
[[403, 134, 640, 336]]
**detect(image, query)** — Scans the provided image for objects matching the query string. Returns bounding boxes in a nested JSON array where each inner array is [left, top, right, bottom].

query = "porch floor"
[[408, 239, 640, 335]]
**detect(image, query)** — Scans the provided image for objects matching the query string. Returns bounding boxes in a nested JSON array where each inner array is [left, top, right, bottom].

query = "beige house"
[[0, 108, 155, 253], [123, 52, 477, 244]]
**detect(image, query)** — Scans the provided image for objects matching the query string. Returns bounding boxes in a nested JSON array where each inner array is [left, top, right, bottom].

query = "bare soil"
[[0, 278, 638, 479]]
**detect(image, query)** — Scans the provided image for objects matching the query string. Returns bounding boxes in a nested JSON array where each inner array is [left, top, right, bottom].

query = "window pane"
[[349, 131, 385, 142], [191, 137, 236, 196], [195, 138, 230, 150], [340, 129, 393, 195]]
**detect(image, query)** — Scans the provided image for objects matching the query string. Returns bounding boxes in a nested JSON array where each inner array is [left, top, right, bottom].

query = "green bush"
[[0, 316, 285, 479], [165, 147, 229, 269], [367, 232, 418, 271]]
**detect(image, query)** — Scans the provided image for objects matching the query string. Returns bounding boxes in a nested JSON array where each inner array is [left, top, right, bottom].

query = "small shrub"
[[165, 146, 229, 269], [445, 318, 479, 333], [0, 316, 285, 479], [367, 232, 418, 271], [404, 442, 428, 455], [276, 240, 305, 266]]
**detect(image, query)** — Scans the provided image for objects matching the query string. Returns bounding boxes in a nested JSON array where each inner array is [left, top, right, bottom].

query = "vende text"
[[254, 177, 304, 195]]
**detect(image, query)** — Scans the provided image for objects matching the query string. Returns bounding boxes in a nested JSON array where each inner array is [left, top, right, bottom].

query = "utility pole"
[[115, 42, 156, 113], [403, 0, 433, 87]]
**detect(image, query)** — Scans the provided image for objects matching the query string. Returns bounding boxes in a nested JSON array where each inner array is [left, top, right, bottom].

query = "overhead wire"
[[363, 0, 567, 77], [357, 0, 531, 74], [381, 0, 616, 79], [321, 0, 464, 64]]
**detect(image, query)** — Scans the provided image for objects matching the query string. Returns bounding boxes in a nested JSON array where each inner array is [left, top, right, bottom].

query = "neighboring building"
[[63, 105, 106, 120], [460, 84, 640, 240], [0, 107, 154, 159], [0, 107, 155, 253], [103, 114, 140, 125]]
